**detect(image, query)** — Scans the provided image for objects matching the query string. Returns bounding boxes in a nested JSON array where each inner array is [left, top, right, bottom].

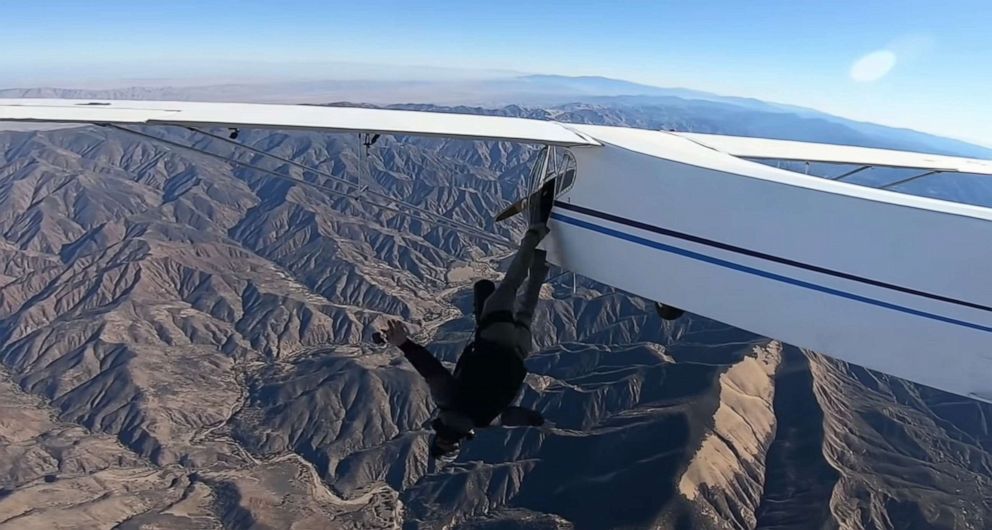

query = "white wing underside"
[[0, 98, 599, 146], [3, 99, 991, 177]]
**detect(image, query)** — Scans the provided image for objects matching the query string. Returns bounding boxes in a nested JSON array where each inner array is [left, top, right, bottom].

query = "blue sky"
[[3, 0, 990, 145]]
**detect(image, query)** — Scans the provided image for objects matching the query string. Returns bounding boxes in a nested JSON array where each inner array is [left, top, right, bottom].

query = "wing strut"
[[830, 165, 872, 181], [105, 125, 514, 248], [358, 132, 380, 195], [882, 170, 942, 189]]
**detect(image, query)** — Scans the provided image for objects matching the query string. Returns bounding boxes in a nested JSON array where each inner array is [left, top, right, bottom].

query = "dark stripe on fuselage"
[[553, 200, 992, 315]]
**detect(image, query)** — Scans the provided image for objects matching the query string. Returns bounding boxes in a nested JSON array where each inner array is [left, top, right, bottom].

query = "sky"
[[2, 0, 991, 145]]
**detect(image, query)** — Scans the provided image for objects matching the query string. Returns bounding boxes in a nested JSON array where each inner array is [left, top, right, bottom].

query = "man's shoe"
[[528, 179, 556, 226], [473, 280, 496, 320]]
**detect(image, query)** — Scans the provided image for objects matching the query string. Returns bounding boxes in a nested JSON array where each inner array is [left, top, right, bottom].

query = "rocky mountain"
[[0, 103, 990, 529]]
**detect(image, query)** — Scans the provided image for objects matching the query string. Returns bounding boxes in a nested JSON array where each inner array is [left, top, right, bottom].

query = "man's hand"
[[382, 320, 410, 347]]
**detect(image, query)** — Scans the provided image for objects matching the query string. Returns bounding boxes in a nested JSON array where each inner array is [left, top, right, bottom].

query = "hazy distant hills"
[[0, 99, 990, 529], [4, 73, 991, 160]]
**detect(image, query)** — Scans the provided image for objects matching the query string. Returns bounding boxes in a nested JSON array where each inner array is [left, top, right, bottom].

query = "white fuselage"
[[546, 128, 992, 403]]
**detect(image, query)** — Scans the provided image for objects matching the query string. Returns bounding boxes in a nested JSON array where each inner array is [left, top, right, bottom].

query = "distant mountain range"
[[4, 74, 991, 160]]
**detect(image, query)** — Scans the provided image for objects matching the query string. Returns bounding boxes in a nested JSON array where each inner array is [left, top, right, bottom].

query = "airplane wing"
[[0, 98, 600, 147], [676, 132, 992, 176], [5, 99, 989, 174]]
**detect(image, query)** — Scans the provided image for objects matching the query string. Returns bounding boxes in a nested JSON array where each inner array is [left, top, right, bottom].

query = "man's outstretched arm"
[[383, 320, 456, 405], [398, 340, 452, 381], [499, 406, 545, 427]]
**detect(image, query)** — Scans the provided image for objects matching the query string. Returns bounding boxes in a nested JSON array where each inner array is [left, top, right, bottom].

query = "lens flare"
[[850, 50, 897, 82]]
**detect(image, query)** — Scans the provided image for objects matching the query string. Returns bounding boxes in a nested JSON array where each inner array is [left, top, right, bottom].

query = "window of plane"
[[529, 146, 577, 197], [553, 149, 577, 196]]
